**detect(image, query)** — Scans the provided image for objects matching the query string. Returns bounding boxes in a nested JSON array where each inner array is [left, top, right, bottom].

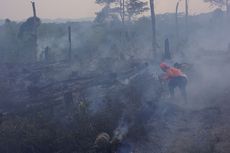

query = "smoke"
[[85, 11, 230, 153], [1, 8, 230, 153], [112, 120, 129, 142], [148, 10, 230, 153], [185, 14, 230, 102]]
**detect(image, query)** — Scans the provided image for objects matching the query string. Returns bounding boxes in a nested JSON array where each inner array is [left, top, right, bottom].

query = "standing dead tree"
[[149, 0, 156, 57], [31, 1, 38, 62], [176, 1, 180, 50], [164, 38, 171, 60], [31, 1, 37, 18], [68, 26, 72, 61], [120, 0, 125, 24], [18, 2, 41, 63], [185, 0, 189, 33], [44, 46, 50, 62], [176, 1, 180, 38]]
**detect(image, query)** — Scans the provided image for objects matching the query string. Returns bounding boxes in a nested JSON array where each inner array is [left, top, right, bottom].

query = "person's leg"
[[178, 77, 188, 102], [168, 79, 176, 98]]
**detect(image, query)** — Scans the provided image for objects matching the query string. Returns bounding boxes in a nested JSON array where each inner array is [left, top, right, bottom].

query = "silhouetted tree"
[[95, 0, 121, 23], [95, 0, 149, 23], [204, 0, 230, 16], [126, 0, 149, 21]]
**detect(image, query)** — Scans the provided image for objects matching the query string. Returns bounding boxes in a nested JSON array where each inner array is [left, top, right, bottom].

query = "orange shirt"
[[163, 67, 186, 80]]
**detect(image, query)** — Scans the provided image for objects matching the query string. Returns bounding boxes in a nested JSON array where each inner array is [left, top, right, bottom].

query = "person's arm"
[[159, 73, 170, 80]]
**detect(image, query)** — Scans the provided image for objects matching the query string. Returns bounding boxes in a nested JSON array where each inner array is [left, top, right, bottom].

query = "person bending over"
[[160, 63, 188, 102]]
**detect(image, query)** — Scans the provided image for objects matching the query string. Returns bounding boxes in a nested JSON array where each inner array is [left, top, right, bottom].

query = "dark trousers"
[[168, 76, 187, 101]]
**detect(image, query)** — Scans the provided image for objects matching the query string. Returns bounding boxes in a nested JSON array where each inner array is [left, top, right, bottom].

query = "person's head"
[[160, 63, 170, 72], [173, 62, 181, 69]]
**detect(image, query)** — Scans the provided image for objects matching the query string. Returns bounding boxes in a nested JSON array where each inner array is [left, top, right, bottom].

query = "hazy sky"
[[0, 0, 215, 20]]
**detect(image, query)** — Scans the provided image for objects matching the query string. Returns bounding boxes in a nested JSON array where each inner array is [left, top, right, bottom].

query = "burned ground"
[[0, 52, 230, 153]]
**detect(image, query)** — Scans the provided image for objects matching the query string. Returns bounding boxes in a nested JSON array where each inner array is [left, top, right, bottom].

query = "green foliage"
[[126, 0, 149, 20], [95, 0, 149, 23]]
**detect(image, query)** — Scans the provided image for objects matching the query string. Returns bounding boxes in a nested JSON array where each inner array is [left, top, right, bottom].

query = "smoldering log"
[[94, 130, 132, 153], [94, 133, 111, 153], [95, 132, 111, 147]]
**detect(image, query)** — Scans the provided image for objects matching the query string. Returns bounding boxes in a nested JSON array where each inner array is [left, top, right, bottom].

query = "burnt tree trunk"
[[123, 0, 125, 23], [31, 1, 38, 62], [176, 1, 180, 39], [44, 46, 49, 62], [164, 38, 171, 60], [185, 0, 188, 33], [176, 1, 180, 51], [68, 26, 72, 61], [32, 2, 37, 18], [150, 0, 156, 56], [120, 0, 125, 24]]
